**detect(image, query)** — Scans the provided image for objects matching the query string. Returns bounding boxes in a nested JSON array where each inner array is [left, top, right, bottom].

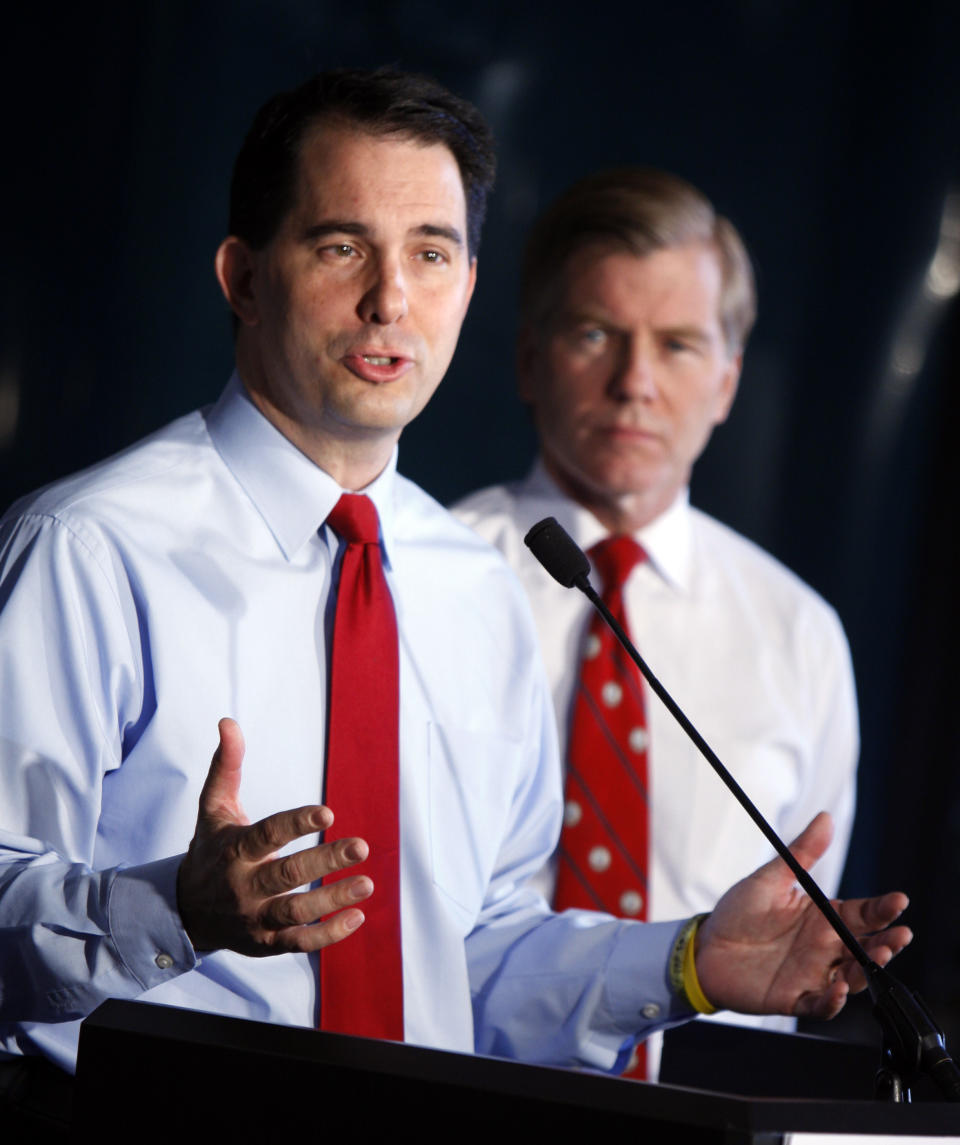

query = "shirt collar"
[[205, 373, 398, 563], [523, 457, 694, 593]]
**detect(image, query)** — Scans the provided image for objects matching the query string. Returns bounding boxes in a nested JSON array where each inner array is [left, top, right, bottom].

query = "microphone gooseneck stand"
[[524, 516, 960, 1103]]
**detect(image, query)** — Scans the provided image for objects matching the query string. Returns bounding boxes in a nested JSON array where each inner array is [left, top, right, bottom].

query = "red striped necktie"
[[552, 534, 649, 1076], [320, 493, 403, 1041]]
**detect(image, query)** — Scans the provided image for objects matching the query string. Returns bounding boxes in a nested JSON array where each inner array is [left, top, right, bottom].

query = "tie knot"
[[327, 494, 381, 544], [588, 535, 646, 592]]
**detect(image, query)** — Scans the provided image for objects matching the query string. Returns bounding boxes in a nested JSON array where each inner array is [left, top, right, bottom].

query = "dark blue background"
[[4, 1, 960, 1050]]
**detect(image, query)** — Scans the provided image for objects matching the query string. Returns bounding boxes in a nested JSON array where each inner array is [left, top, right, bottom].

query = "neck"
[[541, 456, 682, 534], [236, 353, 396, 491], [249, 390, 395, 490]]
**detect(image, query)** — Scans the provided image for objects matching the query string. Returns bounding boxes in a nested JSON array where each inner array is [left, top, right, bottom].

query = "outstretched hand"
[[695, 812, 912, 1019], [177, 718, 372, 956]]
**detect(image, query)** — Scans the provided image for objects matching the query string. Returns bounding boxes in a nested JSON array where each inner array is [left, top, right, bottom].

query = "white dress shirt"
[[454, 462, 859, 1051], [454, 461, 858, 911], [0, 378, 692, 1073]]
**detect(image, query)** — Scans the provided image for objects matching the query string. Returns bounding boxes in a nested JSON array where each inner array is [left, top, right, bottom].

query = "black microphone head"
[[524, 517, 591, 589]]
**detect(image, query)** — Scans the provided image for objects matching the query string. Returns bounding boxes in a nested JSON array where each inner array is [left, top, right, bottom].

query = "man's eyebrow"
[[557, 306, 614, 327], [299, 221, 465, 247], [415, 223, 464, 248], [301, 221, 369, 242], [660, 324, 713, 345]]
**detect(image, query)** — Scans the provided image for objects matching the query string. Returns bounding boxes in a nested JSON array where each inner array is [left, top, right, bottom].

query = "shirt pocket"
[[427, 721, 518, 921]]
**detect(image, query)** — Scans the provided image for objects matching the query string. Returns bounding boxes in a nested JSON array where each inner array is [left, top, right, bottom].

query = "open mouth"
[[343, 352, 414, 383]]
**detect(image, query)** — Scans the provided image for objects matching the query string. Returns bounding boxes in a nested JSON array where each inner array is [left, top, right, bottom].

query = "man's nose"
[[358, 258, 409, 325], [610, 339, 657, 401]]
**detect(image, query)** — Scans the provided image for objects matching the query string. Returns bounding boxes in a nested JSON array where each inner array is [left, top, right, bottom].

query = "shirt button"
[[641, 1002, 661, 1020], [588, 845, 612, 872], [628, 726, 649, 753], [155, 953, 174, 970], [601, 681, 622, 707], [583, 632, 602, 659], [564, 800, 583, 828], [619, 889, 644, 916]]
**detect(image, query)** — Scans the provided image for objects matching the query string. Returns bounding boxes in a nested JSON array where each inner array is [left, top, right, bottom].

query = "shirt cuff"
[[108, 855, 199, 990], [604, 918, 697, 1039]]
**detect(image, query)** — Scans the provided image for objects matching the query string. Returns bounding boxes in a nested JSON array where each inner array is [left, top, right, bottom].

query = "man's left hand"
[[695, 812, 911, 1019]]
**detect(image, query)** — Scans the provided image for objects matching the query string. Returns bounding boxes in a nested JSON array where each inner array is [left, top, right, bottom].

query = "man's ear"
[[714, 351, 742, 425], [215, 237, 260, 327], [516, 325, 539, 405], [464, 258, 478, 312]]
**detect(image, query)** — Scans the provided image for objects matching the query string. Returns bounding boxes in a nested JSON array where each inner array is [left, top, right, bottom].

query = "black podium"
[[76, 1001, 960, 1141]]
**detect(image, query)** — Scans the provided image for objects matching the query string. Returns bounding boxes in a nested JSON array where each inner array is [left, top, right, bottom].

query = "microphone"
[[523, 517, 590, 590], [524, 516, 960, 1103]]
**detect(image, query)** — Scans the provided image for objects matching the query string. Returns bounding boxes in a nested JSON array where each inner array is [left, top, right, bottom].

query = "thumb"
[[784, 810, 833, 873], [197, 717, 249, 826]]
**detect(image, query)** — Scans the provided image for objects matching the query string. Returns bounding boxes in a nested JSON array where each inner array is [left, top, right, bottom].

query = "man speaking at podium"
[[0, 69, 906, 1110]]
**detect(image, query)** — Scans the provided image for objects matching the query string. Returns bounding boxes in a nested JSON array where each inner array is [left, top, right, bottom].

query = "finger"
[[272, 905, 367, 954], [261, 873, 374, 930], [838, 891, 909, 933], [816, 925, 914, 999], [840, 925, 914, 990], [785, 811, 834, 872], [794, 978, 850, 1020], [198, 717, 248, 825], [253, 835, 368, 895], [237, 804, 338, 863], [879, 924, 913, 957]]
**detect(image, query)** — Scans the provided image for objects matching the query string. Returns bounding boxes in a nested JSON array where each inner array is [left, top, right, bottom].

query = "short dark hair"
[[229, 68, 496, 258], [521, 168, 756, 353]]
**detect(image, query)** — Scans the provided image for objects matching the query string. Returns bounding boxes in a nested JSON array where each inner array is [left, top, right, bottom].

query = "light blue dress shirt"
[[0, 376, 689, 1072]]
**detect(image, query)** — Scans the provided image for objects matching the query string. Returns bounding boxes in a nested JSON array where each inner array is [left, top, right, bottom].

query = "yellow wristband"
[[682, 916, 717, 1014], [668, 914, 717, 1015]]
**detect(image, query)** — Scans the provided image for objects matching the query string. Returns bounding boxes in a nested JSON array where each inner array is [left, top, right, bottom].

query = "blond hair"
[[521, 168, 756, 353]]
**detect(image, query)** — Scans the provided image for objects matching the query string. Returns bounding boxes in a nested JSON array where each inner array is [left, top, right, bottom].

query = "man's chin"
[[561, 458, 672, 502], [324, 390, 433, 440], [546, 456, 685, 527]]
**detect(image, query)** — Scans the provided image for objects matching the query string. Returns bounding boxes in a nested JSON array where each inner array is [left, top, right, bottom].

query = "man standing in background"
[[454, 168, 858, 1072]]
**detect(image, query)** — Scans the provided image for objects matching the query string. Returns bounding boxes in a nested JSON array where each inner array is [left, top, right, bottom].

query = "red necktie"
[[552, 535, 649, 1077], [320, 493, 403, 1041]]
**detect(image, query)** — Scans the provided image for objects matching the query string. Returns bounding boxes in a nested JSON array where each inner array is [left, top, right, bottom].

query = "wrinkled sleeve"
[[782, 603, 859, 896], [465, 650, 693, 1070], [0, 512, 197, 1033]]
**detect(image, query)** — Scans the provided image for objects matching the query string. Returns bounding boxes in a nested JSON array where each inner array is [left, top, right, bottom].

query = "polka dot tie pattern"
[[320, 493, 403, 1041], [552, 535, 649, 1077]]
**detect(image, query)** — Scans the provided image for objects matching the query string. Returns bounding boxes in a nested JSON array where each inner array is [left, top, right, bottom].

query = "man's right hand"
[[176, 717, 372, 956]]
